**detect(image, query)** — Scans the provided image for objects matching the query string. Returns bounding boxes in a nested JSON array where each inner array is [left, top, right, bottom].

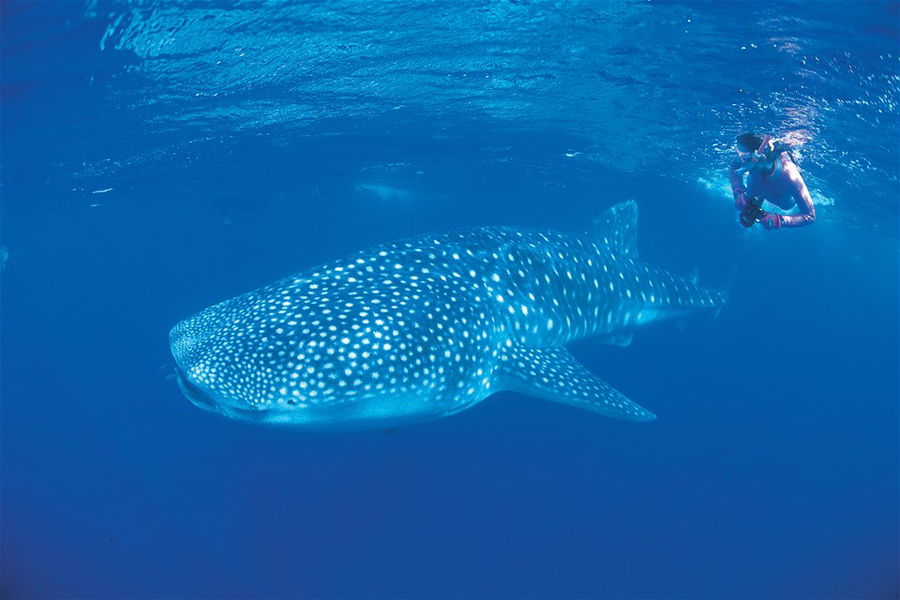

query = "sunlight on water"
[[74, 0, 898, 238]]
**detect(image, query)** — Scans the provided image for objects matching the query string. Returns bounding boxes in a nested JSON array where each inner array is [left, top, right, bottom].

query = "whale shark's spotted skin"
[[170, 201, 726, 429]]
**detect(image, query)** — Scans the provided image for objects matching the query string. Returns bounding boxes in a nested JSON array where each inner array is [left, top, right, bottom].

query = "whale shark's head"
[[169, 294, 280, 423], [169, 272, 485, 429]]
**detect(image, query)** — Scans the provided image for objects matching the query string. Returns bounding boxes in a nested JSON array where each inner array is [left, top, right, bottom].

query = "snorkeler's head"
[[736, 133, 764, 152], [735, 133, 773, 168]]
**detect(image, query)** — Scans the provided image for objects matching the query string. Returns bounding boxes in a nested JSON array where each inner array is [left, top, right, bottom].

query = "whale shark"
[[170, 201, 726, 430]]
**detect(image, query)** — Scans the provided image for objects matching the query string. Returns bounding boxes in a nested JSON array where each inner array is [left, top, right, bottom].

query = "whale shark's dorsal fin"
[[494, 346, 655, 422], [589, 200, 639, 259]]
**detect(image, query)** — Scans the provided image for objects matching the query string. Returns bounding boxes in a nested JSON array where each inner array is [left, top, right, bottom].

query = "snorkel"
[[733, 134, 772, 174]]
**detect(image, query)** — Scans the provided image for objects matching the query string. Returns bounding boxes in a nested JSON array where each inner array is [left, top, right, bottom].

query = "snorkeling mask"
[[734, 135, 772, 173]]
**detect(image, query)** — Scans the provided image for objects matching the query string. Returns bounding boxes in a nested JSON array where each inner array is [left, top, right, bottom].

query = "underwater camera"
[[739, 196, 766, 228]]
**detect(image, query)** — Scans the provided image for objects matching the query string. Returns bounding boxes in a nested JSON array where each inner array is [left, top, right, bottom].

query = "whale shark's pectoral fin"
[[494, 346, 655, 422], [589, 200, 639, 259]]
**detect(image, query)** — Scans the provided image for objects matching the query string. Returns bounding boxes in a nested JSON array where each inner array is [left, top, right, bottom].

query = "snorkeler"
[[729, 133, 816, 229]]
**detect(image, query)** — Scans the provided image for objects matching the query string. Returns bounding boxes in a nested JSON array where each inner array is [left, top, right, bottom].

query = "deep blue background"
[[2, 2, 898, 598]]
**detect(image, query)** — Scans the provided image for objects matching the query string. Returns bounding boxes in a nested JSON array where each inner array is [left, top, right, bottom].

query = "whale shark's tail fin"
[[494, 345, 655, 422]]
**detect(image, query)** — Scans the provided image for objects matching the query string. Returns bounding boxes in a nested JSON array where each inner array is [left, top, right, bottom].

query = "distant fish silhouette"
[[353, 182, 415, 203], [170, 201, 726, 430]]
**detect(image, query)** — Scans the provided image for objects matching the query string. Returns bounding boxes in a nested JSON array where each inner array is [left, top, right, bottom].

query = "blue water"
[[2, 1, 898, 598]]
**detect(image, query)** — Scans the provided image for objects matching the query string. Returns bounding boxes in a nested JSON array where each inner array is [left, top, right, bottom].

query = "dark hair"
[[736, 133, 764, 151]]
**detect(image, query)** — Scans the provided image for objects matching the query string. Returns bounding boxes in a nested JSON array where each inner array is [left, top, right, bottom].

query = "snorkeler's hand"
[[760, 212, 782, 229]]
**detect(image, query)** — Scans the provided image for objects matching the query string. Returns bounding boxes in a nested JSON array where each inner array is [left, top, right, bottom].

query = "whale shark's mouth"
[[172, 365, 441, 430], [174, 366, 272, 424], [174, 366, 218, 410]]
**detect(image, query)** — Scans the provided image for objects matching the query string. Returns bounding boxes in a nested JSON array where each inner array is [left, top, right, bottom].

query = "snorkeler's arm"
[[728, 159, 747, 206], [781, 167, 816, 227]]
